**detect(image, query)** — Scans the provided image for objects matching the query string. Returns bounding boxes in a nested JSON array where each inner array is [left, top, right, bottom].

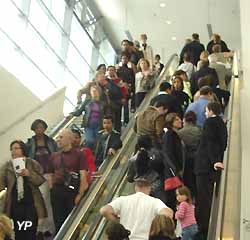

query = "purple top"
[[89, 102, 100, 125]]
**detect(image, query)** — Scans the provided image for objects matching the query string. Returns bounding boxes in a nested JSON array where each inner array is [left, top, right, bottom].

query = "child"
[[175, 186, 198, 240], [95, 115, 122, 168]]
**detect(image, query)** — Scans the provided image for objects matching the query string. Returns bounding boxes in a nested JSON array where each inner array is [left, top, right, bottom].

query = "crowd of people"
[[101, 32, 232, 240], [0, 32, 232, 240]]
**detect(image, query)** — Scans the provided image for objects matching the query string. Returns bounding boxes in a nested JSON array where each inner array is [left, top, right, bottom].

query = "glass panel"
[[99, 39, 116, 65], [70, 17, 93, 65], [41, 0, 66, 26], [66, 43, 90, 85], [0, 1, 26, 42], [29, 0, 49, 37]]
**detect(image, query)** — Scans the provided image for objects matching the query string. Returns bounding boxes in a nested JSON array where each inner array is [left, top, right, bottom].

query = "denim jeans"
[[182, 224, 198, 240], [85, 123, 99, 150]]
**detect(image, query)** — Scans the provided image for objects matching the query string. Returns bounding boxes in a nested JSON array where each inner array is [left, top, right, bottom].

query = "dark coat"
[[180, 41, 205, 65], [150, 93, 183, 116], [72, 99, 105, 127], [171, 90, 190, 114], [194, 116, 228, 175], [190, 67, 219, 95], [95, 130, 122, 164], [207, 40, 230, 54], [162, 129, 184, 173], [26, 134, 58, 159], [0, 158, 47, 218]]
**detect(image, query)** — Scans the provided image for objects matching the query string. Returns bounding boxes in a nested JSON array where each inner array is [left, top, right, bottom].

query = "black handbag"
[[60, 154, 80, 192]]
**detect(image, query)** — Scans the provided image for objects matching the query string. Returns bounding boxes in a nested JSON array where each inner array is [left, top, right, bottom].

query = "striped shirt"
[[175, 201, 197, 229]]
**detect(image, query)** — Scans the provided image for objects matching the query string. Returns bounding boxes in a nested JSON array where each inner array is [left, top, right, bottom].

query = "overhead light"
[[171, 36, 177, 41], [160, 3, 166, 8], [165, 20, 172, 24]]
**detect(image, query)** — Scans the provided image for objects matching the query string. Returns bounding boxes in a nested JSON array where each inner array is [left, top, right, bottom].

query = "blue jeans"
[[182, 224, 198, 240], [85, 123, 99, 150]]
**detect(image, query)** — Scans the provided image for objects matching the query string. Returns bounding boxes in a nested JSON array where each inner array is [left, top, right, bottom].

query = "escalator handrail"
[[207, 52, 238, 239], [54, 54, 179, 240], [82, 54, 179, 240]]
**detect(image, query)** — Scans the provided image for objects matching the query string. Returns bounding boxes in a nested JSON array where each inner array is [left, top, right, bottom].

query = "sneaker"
[[130, 108, 135, 113]]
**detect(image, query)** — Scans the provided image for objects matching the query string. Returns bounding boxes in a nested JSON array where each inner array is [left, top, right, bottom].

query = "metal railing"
[[53, 54, 179, 240], [207, 52, 239, 240]]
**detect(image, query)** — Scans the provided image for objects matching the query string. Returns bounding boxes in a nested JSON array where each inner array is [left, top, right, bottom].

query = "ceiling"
[[94, 0, 241, 62]]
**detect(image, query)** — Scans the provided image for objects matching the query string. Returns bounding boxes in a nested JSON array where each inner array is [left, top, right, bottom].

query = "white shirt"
[[178, 62, 196, 79], [108, 192, 168, 240]]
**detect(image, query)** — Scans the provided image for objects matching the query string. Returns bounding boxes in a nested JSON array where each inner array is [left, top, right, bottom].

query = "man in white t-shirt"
[[100, 178, 173, 240]]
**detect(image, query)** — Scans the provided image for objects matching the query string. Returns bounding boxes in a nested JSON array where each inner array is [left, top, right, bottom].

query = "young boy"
[[95, 115, 123, 168], [195, 102, 228, 239]]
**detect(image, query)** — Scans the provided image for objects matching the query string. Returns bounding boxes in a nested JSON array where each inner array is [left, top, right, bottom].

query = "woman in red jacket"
[[71, 129, 96, 184]]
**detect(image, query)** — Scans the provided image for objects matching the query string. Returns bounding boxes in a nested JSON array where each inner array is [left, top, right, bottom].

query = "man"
[[180, 33, 205, 66], [117, 52, 136, 116], [185, 86, 213, 128], [154, 54, 164, 75], [95, 115, 122, 168], [76, 72, 108, 105], [150, 81, 182, 115], [208, 54, 231, 90], [195, 102, 227, 239], [48, 129, 88, 233], [190, 60, 219, 96], [100, 178, 173, 240], [207, 33, 230, 54], [134, 40, 144, 63], [140, 34, 154, 68], [134, 101, 169, 147]]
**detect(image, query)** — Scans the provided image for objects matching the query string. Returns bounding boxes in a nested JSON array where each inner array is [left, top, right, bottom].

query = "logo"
[[17, 221, 33, 230]]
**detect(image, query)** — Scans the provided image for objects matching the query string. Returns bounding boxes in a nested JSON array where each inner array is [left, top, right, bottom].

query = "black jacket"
[[180, 41, 205, 65], [190, 67, 219, 95], [194, 116, 227, 175], [162, 129, 184, 173], [207, 40, 230, 54], [150, 93, 183, 116], [171, 90, 190, 114], [95, 130, 122, 165], [213, 87, 230, 112]]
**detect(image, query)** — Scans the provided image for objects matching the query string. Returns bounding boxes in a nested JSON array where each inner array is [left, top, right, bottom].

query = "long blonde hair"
[[0, 214, 14, 239], [149, 215, 176, 238]]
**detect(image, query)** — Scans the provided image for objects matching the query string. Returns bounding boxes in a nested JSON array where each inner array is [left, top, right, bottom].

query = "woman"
[[149, 215, 179, 240], [26, 119, 57, 237], [96, 64, 106, 74], [72, 85, 105, 150], [0, 140, 46, 240], [135, 58, 156, 108], [106, 222, 130, 240], [171, 76, 190, 113], [0, 214, 14, 240], [162, 113, 183, 211], [178, 111, 201, 198], [197, 51, 209, 71], [128, 136, 171, 204]]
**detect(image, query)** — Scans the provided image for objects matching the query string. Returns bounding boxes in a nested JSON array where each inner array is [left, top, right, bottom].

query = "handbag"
[[61, 154, 80, 192], [164, 168, 183, 191]]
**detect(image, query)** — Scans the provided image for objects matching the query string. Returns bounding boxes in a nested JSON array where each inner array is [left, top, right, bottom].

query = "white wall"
[[0, 67, 65, 166], [239, 0, 250, 238]]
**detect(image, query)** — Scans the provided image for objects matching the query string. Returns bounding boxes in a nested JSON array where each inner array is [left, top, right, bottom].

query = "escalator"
[[53, 54, 179, 240]]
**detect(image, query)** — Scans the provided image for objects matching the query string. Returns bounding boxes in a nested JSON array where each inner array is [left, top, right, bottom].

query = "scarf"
[[11, 161, 24, 201]]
